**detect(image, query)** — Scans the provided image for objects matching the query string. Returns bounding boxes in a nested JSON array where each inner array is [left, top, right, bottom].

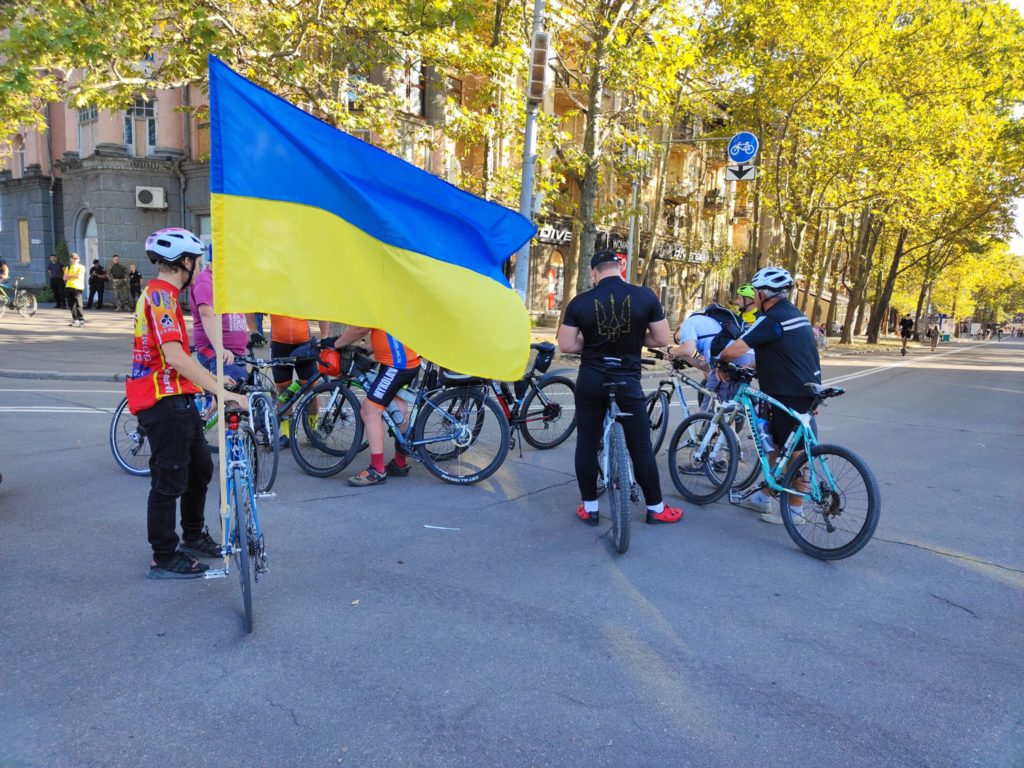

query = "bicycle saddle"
[[804, 382, 845, 398]]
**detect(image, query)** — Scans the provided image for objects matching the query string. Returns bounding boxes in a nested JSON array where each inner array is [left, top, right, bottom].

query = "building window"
[[196, 214, 212, 250], [447, 77, 463, 106], [195, 120, 210, 160], [82, 214, 99, 264], [78, 107, 98, 158], [12, 135, 25, 178], [395, 59, 425, 117], [124, 97, 157, 156], [18, 219, 30, 263]]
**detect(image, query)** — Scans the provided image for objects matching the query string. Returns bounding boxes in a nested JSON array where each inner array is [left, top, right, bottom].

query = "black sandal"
[[147, 551, 209, 580]]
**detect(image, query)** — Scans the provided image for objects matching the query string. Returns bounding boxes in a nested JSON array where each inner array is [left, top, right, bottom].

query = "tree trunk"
[[912, 277, 929, 341], [866, 226, 907, 343], [841, 209, 874, 343], [810, 215, 838, 324], [574, 36, 607, 295]]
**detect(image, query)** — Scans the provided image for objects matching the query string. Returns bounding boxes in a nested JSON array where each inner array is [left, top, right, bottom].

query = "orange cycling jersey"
[[126, 280, 201, 414], [270, 314, 312, 344], [370, 329, 420, 369]]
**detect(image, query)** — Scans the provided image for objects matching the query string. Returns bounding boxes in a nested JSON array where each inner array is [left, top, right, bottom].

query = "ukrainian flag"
[[208, 56, 536, 381]]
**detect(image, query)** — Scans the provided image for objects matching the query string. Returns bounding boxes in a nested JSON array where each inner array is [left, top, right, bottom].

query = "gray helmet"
[[750, 266, 794, 291]]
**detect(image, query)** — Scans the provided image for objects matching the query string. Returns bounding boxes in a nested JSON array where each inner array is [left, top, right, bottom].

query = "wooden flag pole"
[[207, 290, 230, 530]]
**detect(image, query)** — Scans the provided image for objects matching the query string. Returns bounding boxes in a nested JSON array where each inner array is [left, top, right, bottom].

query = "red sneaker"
[[576, 505, 599, 526], [646, 505, 683, 524]]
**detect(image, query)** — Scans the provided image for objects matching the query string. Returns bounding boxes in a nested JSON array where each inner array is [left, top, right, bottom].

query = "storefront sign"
[[538, 225, 573, 245]]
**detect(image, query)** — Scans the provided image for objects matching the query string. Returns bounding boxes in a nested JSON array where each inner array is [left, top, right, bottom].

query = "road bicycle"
[[599, 381, 638, 554], [456, 342, 577, 451], [645, 349, 761, 491], [292, 350, 510, 484], [203, 405, 267, 634], [677, 362, 880, 560], [0, 276, 38, 318]]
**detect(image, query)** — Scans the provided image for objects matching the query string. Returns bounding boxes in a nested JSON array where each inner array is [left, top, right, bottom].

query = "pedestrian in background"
[[63, 252, 86, 327], [47, 254, 65, 308], [128, 263, 142, 307], [86, 258, 107, 309], [109, 254, 130, 311]]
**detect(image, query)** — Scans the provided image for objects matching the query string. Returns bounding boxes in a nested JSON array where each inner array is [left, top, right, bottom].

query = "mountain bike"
[[645, 349, 761, 490], [710, 363, 880, 560], [203, 405, 267, 634], [599, 381, 637, 554], [0, 276, 38, 318], [293, 351, 510, 484]]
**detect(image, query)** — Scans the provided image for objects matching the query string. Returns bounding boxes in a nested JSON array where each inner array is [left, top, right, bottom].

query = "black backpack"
[[694, 303, 743, 358]]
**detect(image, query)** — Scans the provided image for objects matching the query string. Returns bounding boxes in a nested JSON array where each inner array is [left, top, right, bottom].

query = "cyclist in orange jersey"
[[321, 327, 421, 486]]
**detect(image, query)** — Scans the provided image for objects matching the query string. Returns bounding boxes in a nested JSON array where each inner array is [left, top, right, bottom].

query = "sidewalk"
[[0, 306, 955, 382]]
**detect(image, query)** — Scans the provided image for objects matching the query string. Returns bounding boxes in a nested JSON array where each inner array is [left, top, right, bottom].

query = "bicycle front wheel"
[[16, 292, 36, 317], [667, 412, 738, 504], [779, 444, 881, 560], [646, 389, 670, 455], [607, 422, 631, 554], [290, 382, 364, 477], [110, 397, 151, 476], [519, 375, 576, 449], [415, 388, 509, 484], [248, 392, 279, 493], [230, 467, 254, 633]]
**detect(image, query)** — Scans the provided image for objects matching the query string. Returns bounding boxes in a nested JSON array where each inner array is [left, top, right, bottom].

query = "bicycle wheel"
[[109, 397, 151, 476], [230, 467, 254, 633], [248, 392, 279, 493], [646, 389, 670, 455], [290, 382, 363, 477], [519, 374, 576, 449], [779, 444, 881, 560], [731, 413, 762, 491], [607, 422, 631, 554], [415, 388, 509, 484], [667, 412, 738, 504], [16, 292, 36, 317]]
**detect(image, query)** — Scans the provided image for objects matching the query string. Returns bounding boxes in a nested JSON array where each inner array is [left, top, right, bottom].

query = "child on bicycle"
[[128, 228, 243, 579]]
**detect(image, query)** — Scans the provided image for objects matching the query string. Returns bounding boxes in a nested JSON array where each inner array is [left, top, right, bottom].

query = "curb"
[[0, 369, 125, 382]]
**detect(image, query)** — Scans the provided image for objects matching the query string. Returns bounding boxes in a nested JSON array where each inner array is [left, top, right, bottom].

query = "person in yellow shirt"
[[62, 252, 86, 327]]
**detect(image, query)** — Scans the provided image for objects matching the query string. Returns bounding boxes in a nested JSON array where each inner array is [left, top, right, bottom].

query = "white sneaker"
[[761, 506, 808, 525], [740, 491, 771, 514]]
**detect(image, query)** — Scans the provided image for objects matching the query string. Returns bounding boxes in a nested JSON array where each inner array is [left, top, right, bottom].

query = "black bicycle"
[[0, 276, 37, 318]]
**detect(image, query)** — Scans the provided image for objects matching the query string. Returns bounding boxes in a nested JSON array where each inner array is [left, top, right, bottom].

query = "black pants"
[[86, 280, 104, 308], [574, 366, 662, 505], [65, 289, 84, 322], [49, 277, 65, 308], [137, 395, 214, 560]]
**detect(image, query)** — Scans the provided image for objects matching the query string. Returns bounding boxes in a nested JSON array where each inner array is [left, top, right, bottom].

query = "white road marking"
[[824, 343, 990, 386], [424, 525, 460, 531], [0, 406, 114, 414]]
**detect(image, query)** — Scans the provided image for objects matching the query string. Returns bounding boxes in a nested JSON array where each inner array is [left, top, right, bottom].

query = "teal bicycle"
[[669, 362, 880, 560]]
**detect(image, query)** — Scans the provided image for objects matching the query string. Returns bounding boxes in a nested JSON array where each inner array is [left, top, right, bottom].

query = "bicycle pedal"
[[203, 568, 228, 579], [256, 491, 277, 500]]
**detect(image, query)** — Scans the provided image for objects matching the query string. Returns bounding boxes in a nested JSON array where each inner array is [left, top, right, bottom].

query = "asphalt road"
[[1, 341, 1021, 767]]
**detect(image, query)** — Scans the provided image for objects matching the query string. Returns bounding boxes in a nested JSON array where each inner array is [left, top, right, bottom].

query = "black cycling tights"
[[574, 366, 662, 505]]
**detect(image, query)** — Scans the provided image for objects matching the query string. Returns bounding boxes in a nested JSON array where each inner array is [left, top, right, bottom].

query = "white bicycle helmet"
[[750, 266, 794, 292], [145, 228, 206, 265]]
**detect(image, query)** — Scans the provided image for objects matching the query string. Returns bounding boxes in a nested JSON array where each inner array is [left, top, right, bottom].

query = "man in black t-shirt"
[[557, 250, 681, 527], [899, 313, 914, 354]]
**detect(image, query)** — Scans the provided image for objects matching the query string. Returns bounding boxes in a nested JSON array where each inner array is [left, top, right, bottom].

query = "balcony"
[[702, 190, 724, 214]]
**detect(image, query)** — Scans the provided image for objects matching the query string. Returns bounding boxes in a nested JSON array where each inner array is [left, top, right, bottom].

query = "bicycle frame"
[[730, 383, 841, 505], [207, 415, 264, 579]]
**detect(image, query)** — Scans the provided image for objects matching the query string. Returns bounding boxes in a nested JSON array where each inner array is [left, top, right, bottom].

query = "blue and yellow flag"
[[209, 56, 535, 381]]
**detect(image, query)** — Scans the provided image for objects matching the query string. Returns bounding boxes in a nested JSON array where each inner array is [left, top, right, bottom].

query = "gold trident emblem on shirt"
[[595, 295, 631, 341]]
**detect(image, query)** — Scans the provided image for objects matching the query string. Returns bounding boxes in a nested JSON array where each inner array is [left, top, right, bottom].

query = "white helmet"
[[145, 228, 206, 265], [750, 266, 794, 292]]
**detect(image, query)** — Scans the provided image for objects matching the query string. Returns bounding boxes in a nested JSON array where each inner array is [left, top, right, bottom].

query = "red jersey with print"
[[126, 279, 201, 414], [370, 329, 420, 369]]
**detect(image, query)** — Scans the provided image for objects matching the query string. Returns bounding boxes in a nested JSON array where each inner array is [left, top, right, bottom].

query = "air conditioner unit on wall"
[[135, 186, 167, 210]]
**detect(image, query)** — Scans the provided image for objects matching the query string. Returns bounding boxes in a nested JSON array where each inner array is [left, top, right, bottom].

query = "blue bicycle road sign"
[[728, 132, 759, 164]]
